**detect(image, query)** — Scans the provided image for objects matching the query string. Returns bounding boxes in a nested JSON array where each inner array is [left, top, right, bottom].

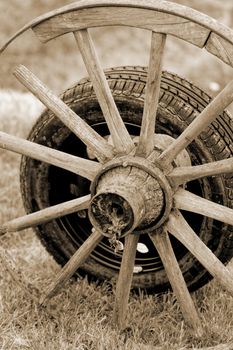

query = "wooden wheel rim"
[[1, 1, 233, 347], [2, 0, 233, 70]]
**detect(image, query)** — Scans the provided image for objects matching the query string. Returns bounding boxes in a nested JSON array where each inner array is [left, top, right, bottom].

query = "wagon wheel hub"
[[3, 0, 233, 346], [89, 158, 168, 237], [89, 134, 190, 237]]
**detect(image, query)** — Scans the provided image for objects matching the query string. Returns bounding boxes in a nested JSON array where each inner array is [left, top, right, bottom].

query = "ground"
[[1, 1, 233, 349]]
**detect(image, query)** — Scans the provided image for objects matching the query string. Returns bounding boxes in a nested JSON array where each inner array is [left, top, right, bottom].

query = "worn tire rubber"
[[20, 66, 233, 293]]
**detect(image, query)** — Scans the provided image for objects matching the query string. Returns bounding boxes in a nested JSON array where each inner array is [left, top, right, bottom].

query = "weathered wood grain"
[[40, 228, 103, 305], [0, 131, 100, 180], [33, 7, 210, 48], [150, 230, 203, 336], [0, 195, 90, 235], [174, 188, 233, 227], [158, 78, 233, 168], [3, 0, 233, 75], [9, 0, 233, 42], [168, 157, 233, 185], [74, 29, 134, 154], [113, 233, 139, 330], [90, 164, 163, 236], [167, 211, 233, 296], [136, 32, 166, 157], [206, 32, 233, 68], [13, 65, 114, 163]]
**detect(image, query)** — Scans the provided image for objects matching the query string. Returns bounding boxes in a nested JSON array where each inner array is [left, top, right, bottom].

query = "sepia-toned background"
[[1, 1, 233, 349], [1, 0, 233, 94]]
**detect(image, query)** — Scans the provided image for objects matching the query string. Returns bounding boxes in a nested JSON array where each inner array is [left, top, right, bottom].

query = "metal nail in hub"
[[89, 156, 173, 237]]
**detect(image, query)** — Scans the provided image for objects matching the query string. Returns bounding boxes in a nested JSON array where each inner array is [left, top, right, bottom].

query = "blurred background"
[[1, 3, 233, 348], [1, 0, 233, 101]]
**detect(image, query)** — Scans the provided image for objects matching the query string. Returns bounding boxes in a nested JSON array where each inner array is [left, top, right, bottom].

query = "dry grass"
[[1, 1, 233, 349], [0, 84, 233, 350]]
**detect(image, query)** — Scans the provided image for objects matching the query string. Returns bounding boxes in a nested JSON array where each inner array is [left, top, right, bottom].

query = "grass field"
[[1, 1, 233, 349]]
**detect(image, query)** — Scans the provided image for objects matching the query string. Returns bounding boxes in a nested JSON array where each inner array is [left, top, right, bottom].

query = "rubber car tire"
[[20, 66, 233, 293]]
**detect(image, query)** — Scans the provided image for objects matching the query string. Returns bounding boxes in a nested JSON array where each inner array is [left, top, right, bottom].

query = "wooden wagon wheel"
[[1, 0, 233, 342]]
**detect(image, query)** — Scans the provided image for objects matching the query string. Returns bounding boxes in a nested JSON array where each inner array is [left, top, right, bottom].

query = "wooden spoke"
[[168, 157, 233, 185], [167, 211, 233, 295], [0, 131, 100, 180], [74, 29, 134, 155], [174, 188, 233, 226], [40, 229, 103, 305], [0, 195, 90, 235], [113, 233, 139, 330], [149, 230, 202, 336], [13, 65, 114, 163], [158, 79, 233, 168], [136, 32, 166, 157]]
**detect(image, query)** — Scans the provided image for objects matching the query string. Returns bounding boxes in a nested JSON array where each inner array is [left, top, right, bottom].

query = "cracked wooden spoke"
[[0, 131, 100, 180], [174, 188, 233, 226], [113, 233, 139, 330], [168, 157, 233, 185], [136, 32, 166, 157], [40, 229, 103, 305], [158, 78, 233, 167], [0, 195, 90, 235], [74, 29, 134, 154], [13, 65, 114, 162], [167, 211, 233, 295], [149, 230, 202, 335]]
